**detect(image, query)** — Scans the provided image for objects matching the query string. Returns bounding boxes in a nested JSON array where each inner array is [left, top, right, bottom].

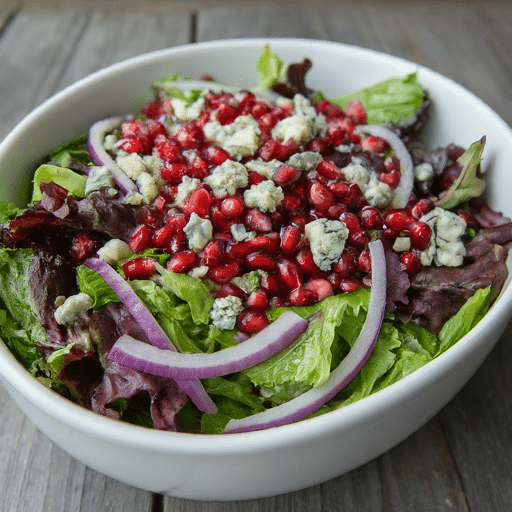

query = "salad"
[[0, 45, 510, 434]]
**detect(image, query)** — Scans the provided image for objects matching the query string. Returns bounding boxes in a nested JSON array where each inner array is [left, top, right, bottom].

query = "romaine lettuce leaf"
[[47, 134, 91, 168], [77, 264, 120, 310], [0, 201, 22, 224], [330, 72, 425, 125], [256, 43, 289, 89]]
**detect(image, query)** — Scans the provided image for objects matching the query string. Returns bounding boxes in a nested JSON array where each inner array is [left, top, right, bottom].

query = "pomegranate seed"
[[258, 139, 285, 161], [273, 165, 301, 187], [457, 209, 475, 228], [120, 119, 147, 139], [327, 180, 349, 198], [70, 233, 96, 262], [282, 194, 303, 214], [209, 261, 240, 284], [226, 241, 253, 259], [168, 232, 188, 254], [408, 221, 432, 251], [288, 287, 316, 307], [357, 249, 372, 273], [166, 210, 188, 231], [360, 206, 384, 229], [345, 183, 367, 210], [143, 207, 164, 229], [245, 209, 272, 233], [259, 113, 279, 130], [338, 276, 361, 293], [247, 171, 267, 186], [327, 204, 347, 220], [189, 155, 209, 179], [344, 100, 367, 125], [269, 296, 285, 308], [201, 239, 226, 266], [123, 257, 156, 280], [118, 138, 152, 155], [246, 290, 270, 310], [216, 283, 248, 301], [248, 232, 280, 255], [184, 188, 212, 218], [348, 228, 371, 250], [175, 122, 203, 149], [237, 309, 270, 335], [155, 139, 184, 163], [220, 196, 245, 218], [260, 272, 281, 294], [276, 257, 303, 290], [384, 209, 414, 231], [290, 214, 307, 230], [216, 104, 238, 125], [339, 211, 360, 233], [167, 250, 197, 273], [295, 248, 321, 275], [280, 225, 301, 254], [153, 225, 174, 248], [411, 199, 435, 220], [141, 101, 164, 119], [316, 160, 342, 180], [129, 225, 153, 252], [384, 155, 399, 172], [305, 278, 333, 301], [204, 146, 230, 167], [333, 248, 357, 277], [378, 170, 401, 189], [251, 101, 270, 119], [361, 135, 387, 153], [400, 251, 421, 274], [309, 182, 335, 210], [246, 251, 276, 272], [306, 137, 331, 154]]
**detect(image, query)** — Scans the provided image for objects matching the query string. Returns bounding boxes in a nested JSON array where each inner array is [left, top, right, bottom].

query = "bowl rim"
[[1, 37, 512, 454]]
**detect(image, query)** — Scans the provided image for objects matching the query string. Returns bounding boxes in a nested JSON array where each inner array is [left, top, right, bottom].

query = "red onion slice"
[[87, 116, 138, 194], [108, 311, 308, 379], [355, 124, 414, 209], [223, 239, 386, 434], [84, 257, 217, 414]]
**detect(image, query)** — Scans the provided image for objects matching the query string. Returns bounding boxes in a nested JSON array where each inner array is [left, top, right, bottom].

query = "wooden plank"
[[0, 9, 192, 512]]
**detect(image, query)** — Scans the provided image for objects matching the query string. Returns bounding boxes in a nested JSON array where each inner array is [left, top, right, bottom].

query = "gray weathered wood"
[[1, 2, 512, 511]]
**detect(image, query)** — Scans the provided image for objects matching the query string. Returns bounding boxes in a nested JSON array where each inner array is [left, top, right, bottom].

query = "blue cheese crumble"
[[184, 213, 213, 252], [54, 293, 93, 325], [203, 115, 261, 158], [97, 238, 134, 265], [420, 207, 467, 267], [204, 160, 249, 198], [304, 218, 349, 271], [243, 180, 284, 213], [210, 295, 245, 330], [341, 158, 394, 209]]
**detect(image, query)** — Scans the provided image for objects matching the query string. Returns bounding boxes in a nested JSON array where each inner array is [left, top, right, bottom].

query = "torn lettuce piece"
[[436, 286, 491, 356], [47, 134, 91, 168], [256, 43, 289, 90], [77, 264, 120, 310], [32, 164, 87, 203], [152, 74, 203, 105], [244, 290, 370, 401], [330, 72, 425, 126], [0, 201, 22, 224], [435, 137, 486, 209], [157, 268, 214, 325]]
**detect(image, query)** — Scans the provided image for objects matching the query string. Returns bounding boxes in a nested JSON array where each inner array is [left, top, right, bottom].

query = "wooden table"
[[1, 1, 512, 510]]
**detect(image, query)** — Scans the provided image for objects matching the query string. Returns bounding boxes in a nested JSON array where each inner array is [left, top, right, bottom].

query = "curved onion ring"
[[108, 311, 308, 379], [355, 124, 414, 209], [223, 239, 386, 434], [84, 257, 217, 414], [87, 116, 138, 194]]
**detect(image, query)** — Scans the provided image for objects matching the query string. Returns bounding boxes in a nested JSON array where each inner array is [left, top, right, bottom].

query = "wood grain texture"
[[1, 1, 512, 511]]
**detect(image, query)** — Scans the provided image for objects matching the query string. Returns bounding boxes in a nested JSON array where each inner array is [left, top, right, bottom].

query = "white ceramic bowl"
[[1, 38, 512, 501]]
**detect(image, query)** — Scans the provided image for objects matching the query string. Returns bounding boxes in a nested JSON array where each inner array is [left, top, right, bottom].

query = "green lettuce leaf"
[[0, 201, 22, 224], [157, 269, 214, 325], [244, 290, 370, 401], [330, 72, 425, 125], [436, 286, 491, 356], [32, 164, 87, 203], [47, 134, 91, 168], [256, 43, 289, 90], [77, 264, 120, 310], [153, 74, 203, 105], [435, 137, 486, 209]]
